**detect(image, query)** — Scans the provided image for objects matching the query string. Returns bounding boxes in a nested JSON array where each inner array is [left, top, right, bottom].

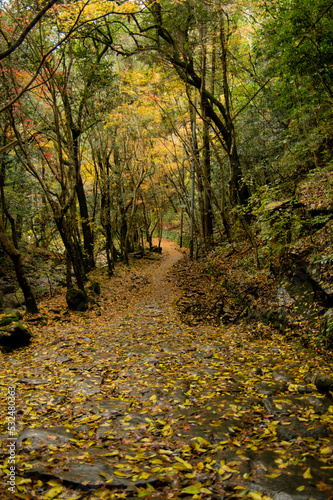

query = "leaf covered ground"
[[1, 241, 333, 500]]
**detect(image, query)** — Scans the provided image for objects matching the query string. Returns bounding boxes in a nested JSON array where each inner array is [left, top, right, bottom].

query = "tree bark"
[[0, 216, 38, 313], [76, 173, 95, 272], [100, 161, 115, 276], [54, 215, 87, 291], [201, 103, 214, 247]]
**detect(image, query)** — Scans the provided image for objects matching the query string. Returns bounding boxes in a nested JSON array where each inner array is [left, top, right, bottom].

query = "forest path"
[[113, 238, 185, 323], [1, 242, 333, 499]]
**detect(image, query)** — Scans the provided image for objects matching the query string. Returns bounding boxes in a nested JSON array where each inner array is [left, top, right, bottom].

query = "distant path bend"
[[149, 238, 184, 305]]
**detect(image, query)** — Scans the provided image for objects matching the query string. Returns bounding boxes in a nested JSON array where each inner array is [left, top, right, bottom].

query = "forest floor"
[[1, 240, 333, 500]]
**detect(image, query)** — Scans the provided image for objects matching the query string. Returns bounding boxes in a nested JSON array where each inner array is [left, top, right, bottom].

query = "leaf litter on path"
[[1, 241, 333, 499]]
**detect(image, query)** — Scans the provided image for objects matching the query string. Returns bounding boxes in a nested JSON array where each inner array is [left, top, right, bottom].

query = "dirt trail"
[[1, 243, 333, 500], [150, 239, 184, 301], [132, 238, 184, 309]]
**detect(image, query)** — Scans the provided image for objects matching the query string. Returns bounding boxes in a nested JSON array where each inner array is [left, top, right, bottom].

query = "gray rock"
[[276, 420, 329, 441], [315, 373, 333, 393], [18, 378, 49, 385], [272, 371, 292, 384], [25, 448, 159, 491], [255, 382, 287, 396], [2, 291, 25, 309], [17, 427, 73, 451], [71, 375, 103, 396]]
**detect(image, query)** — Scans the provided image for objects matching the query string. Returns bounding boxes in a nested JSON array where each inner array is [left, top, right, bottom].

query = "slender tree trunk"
[[54, 212, 87, 291], [201, 107, 214, 247], [119, 204, 129, 264], [228, 140, 250, 207], [0, 154, 19, 249], [200, 39, 214, 249], [0, 150, 38, 313], [219, 12, 250, 208], [0, 216, 38, 313], [76, 173, 95, 272], [210, 140, 232, 242], [100, 182, 115, 276], [71, 125, 95, 272], [114, 147, 129, 264]]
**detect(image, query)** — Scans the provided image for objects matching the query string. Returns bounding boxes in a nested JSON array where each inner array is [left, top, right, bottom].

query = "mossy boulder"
[[315, 374, 333, 394], [66, 288, 88, 311], [0, 310, 23, 327], [0, 321, 32, 349]]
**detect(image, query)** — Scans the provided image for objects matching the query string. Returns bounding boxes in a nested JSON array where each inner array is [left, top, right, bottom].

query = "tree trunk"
[[54, 212, 87, 291], [76, 173, 95, 272], [0, 216, 38, 313], [100, 183, 115, 276], [201, 105, 214, 247], [228, 139, 250, 208]]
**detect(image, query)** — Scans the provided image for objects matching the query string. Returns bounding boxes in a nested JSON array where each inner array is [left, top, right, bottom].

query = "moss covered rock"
[[0, 322, 32, 349], [0, 310, 23, 327], [66, 288, 88, 311]]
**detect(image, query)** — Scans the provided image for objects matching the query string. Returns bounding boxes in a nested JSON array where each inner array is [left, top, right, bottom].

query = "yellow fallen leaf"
[[161, 424, 173, 437], [46, 480, 62, 487], [48, 445, 58, 451], [248, 492, 265, 500], [113, 470, 128, 477], [303, 467, 313, 479], [15, 478, 32, 485], [151, 466, 164, 473], [139, 472, 151, 479], [174, 456, 192, 469], [220, 472, 233, 481], [180, 484, 202, 495], [45, 486, 63, 500], [195, 436, 211, 447], [94, 487, 111, 498], [201, 487, 212, 494]]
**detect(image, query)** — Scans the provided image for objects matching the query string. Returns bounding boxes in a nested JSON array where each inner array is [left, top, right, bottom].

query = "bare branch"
[[0, 0, 59, 61]]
